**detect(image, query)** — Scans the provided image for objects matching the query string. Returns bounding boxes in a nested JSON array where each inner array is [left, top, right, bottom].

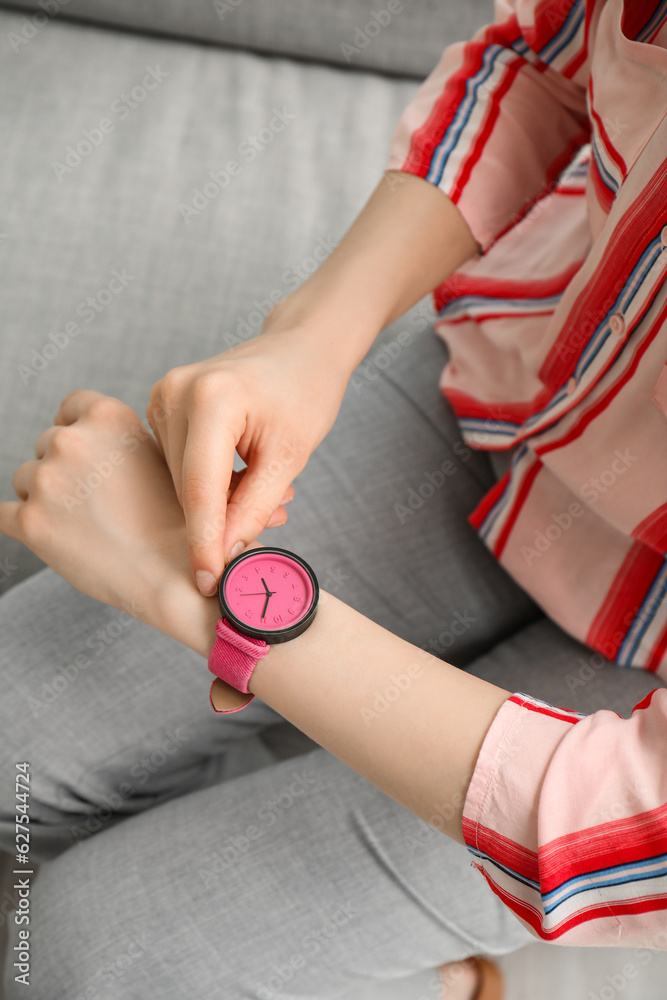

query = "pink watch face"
[[220, 547, 318, 642]]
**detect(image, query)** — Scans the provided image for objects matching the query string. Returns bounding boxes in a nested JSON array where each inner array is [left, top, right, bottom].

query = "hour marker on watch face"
[[223, 551, 315, 635]]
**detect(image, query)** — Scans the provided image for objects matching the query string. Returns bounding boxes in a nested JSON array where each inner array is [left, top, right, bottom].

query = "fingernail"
[[280, 494, 294, 505], [227, 541, 244, 563], [195, 570, 218, 597]]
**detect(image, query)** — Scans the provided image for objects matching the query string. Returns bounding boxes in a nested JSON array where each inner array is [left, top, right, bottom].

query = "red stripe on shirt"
[[438, 309, 558, 324], [449, 57, 525, 205], [506, 693, 583, 723], [621, 2, 667, 41], [468, 471, 511, 530], [588, 77, 628, 180], [434, 261, 584, 313], [586, 541, 665, 659], [462, 818, 540, 881], [546, 894, 667, 940], [498, 878, 667, 941], [589, 150, 616, 214], [493, 459, 544, 558], [632, 503, 667, 555], [632, 688, 660, 712], [472, 867, 552, 937], [476, 864, 667, 942], [443, 386, 553, 425], [539, 803, 667, 893], [463, 800, 667, 898], [531, 0, 588, 80], [560, 8, 591, 80]]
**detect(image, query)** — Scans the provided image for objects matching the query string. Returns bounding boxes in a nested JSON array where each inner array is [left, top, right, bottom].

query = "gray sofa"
[[1, 2, 665, 995]]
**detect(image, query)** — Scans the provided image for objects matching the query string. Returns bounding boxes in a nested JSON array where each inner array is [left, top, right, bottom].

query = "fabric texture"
[[385, 0, 667, 947], [386, 0, 667, 674], [208, 617, 270, 712]]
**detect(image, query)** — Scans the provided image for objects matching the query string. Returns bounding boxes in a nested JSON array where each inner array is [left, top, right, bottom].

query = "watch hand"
[[261, 593, 270, 620], [261, 577, 272, 596]]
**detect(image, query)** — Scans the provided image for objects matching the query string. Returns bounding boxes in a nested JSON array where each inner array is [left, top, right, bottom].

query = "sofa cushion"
[[3, 0, 491, 78], [0, 8, 435, 592]]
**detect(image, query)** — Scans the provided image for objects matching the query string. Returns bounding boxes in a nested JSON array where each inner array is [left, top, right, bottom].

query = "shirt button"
[[609, 312, 625, 336], [661, 225, 667, 249], [566, 376, 577, 395]]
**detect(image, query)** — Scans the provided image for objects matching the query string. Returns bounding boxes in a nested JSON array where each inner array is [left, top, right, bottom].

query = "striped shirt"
[[387, 0, 667, 946]]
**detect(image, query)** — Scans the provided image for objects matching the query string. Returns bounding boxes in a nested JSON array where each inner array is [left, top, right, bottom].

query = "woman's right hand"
[[146, 317, 350, 596], [147, 172, 479, 598]]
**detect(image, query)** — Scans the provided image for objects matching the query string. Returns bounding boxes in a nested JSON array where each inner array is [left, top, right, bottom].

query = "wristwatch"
[[207, 546, 319, 714]]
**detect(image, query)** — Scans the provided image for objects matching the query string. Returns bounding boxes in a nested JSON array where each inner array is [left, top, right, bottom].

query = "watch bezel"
[[218, 546, 319, 643]]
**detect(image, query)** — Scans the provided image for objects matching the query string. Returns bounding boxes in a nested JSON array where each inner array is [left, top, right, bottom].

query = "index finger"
[[181, 412, 238, 596]]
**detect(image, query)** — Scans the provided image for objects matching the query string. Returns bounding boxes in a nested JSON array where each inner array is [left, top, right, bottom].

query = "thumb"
[[222, 451, 298, 563]]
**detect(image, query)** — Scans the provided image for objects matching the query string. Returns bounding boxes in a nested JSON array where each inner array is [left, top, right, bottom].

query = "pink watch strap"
[[208, 617, 270, 714]]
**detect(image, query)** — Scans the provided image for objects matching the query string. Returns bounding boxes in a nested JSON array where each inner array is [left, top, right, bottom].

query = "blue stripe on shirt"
[[538, 0, 585, 63], [543, 852, 667, 914], [591, 136, 619, 194], [437, 292, 564, 319], [618, 558, 667, 665], [636, 1, 667, 42], [426, 44, 506, 187], [426, 3, 585, 189]]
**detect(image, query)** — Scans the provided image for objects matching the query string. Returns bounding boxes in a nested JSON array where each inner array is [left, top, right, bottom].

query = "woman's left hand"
[[0, 390, 281, 652], [0, 391, 193, 625]]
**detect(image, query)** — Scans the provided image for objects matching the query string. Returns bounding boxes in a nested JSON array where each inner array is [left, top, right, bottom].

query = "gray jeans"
[[0, 329, 657, 999]]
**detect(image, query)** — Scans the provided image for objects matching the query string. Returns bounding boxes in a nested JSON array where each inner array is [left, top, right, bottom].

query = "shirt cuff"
[[461, 693, 585, 904]]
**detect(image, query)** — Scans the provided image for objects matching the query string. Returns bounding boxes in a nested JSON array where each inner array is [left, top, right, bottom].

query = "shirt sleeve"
[[386, 0, 591, 251], [462, 689, 667, 948]]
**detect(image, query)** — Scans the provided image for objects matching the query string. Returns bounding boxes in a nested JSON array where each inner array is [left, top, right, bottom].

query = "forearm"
[[160, 580, 509, 844], [262, 171, 479, 379]]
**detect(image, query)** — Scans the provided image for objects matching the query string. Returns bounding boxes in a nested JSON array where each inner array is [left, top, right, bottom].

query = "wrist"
[[246, 587, 332, 694], [152, 551, 327, 665], [260, 285, 384, 382], [154, 565, 221, 659]]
